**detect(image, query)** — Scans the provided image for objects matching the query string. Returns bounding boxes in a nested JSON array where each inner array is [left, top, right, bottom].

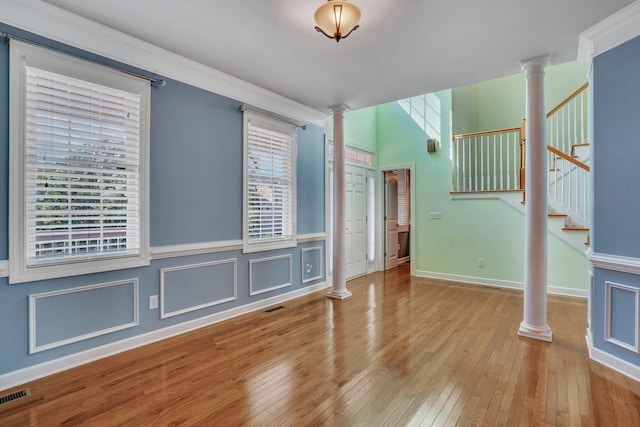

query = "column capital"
[[329, 104, 351, 116], [520, 55, 551, 74]]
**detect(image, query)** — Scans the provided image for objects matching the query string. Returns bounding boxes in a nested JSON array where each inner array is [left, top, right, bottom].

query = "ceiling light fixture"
[[314, 0, 361, 42]]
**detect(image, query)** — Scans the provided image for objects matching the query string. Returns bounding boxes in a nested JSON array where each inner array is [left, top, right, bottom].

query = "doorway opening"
[[384, 169, 411, 270]]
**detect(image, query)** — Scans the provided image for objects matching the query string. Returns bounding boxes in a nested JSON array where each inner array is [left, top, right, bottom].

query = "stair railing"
[[452, 83, 589, 202], [452, 126, 522, 192], [547, 83, 589, 155], [547, 145, 590, 225]]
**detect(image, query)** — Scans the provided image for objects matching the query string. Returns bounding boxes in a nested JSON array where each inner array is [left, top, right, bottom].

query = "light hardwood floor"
[[2, 264, 640, 426]]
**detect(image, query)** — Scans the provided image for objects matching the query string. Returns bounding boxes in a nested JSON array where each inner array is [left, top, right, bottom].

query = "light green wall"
[[451, 84, 479, 135], [375, 90, 588, 291], [452, 61, 588, 133], [324, 106, 377, 149]]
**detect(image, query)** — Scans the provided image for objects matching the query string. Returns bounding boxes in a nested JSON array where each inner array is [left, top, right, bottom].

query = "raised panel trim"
[[301, 246, 323, 284], [151, 240, 243, 260], [160, 258, 238, 319], [0, 1, 326, 127], [604, 281, 640, 352], [415, 270, 588, 298], [249, 254, 293, 296], [29, 279, 139, 354], [0, 281, 328, 393], [590, 252, 640, 275]]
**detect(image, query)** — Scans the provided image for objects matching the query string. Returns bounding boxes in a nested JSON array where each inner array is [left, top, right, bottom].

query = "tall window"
[[243, 111, 297, 252], [9, 41, 150, 283]]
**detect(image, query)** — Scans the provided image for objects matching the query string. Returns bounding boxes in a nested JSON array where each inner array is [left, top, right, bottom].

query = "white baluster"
[[474, 136, 478, 191], [467, 139, 472, 191], [581, 91, 586, 145], [500, 133, 504, 190], [493, 135, 497, 190], [506, 133, 511, 189]]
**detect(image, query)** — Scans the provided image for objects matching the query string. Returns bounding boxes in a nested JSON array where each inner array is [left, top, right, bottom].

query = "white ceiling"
[[43, 0, 633, 113]]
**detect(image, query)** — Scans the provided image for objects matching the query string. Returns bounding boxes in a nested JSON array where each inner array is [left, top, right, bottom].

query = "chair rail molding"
[[590, 252, 640, 275], [150, 240, 243, 260]]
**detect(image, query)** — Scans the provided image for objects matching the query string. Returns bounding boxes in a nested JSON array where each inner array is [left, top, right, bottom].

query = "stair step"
[[548, 213, 568, 217], [562, 226, 590, 231]]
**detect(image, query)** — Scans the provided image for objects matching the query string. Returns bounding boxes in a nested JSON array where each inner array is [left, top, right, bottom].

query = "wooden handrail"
[[546, 82, 589, 118], [547, 145, 590, 172], [453, 126, 521, 141]]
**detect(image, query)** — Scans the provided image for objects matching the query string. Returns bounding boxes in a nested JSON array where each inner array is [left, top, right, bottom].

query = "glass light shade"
[[314, 0, 361, 41]]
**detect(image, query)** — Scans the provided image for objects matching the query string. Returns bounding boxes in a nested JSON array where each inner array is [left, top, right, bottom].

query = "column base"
[[327, 289, 352, 299], [518, 321, 553, 342]]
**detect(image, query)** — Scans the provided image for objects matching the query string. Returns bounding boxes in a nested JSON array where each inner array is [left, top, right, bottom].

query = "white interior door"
[[345, 164, 367, 279], [385, 172, 399, 270]]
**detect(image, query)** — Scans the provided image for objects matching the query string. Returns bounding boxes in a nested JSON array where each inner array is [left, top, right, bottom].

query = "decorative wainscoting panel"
[[249, 254, 292, 296], [29, 279, 139, 354], [160, 259, 237, 319], [301, 246, 323, 283], [605, 281, 640, 353]]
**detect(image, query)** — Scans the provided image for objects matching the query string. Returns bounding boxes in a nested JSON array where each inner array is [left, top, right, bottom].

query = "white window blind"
[[25, 66, 142, 265], [395, 169, 408, 227], [244, 113, 296, 251]]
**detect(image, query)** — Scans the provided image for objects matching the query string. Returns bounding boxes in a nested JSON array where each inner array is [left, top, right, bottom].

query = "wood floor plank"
[[2, 264, 640, 426]]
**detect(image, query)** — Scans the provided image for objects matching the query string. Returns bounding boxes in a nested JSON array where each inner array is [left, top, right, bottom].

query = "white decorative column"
[[328, 105, 352, 299], [518, 55, 552, 342]]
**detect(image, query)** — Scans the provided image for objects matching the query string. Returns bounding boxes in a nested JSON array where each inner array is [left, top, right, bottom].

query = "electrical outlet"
[[306, 263, 313, 273], [149, 295, 158, 310], [477, 258, 484, 268]]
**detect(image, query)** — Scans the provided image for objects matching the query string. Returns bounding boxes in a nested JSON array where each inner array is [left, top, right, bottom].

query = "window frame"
[[242, 111, 297, 253], [9, 41, 150, 284]]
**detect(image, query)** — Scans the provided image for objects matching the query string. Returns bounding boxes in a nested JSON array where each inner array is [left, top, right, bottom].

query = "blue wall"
[[0, 24, 326, 376], [593, 35, 640, 257], [592, 35, 640, 366]]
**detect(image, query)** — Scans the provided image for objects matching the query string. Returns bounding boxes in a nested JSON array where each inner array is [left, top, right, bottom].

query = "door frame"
[[384, 171, 399, 270], [325, 138, 377, 285], [378, 163, 416, 276]]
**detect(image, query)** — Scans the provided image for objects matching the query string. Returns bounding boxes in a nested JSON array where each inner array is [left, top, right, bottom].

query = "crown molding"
[[0, 0, 327, 127], [578, 1, 640, 65]]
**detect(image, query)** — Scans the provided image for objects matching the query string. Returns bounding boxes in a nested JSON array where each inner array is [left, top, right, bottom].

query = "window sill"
[[9, 254, 150, 284]]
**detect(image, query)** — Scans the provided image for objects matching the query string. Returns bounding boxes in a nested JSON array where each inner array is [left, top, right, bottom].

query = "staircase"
[[452, 83, 590, 253]]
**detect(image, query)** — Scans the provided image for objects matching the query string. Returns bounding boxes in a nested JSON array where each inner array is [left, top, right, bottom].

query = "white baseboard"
[[0, 281, 329, 393], [586, 328, 640, 383], [414, 270, 588, 298]]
